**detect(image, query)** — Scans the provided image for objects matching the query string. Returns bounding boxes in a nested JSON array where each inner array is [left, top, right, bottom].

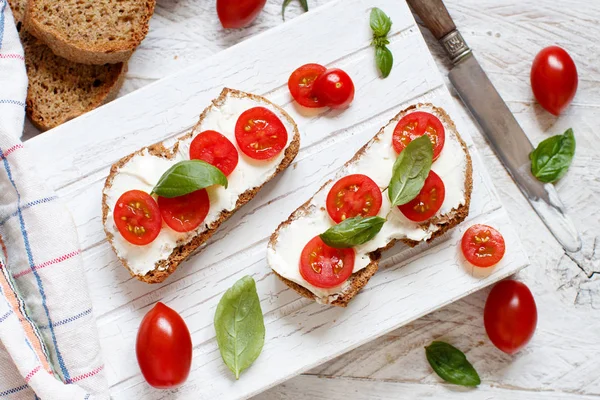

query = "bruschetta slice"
[[267, 104, 472, 306], [102, 88, 300, 283]]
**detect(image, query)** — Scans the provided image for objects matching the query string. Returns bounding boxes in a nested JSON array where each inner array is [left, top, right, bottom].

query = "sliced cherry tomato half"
[[158, 189, 210, 233], [113, 190, 162, 245], [189, 130, 239, 176], [235, 107, 288, 160], [136, 302, 193, 388], [288, 63, 327, 108], [398, 170, 445, 222], [484, 280, 537, 354], [326, 174, 382, 223], [313, 68, 355, 109], [299, 235, 355, 289], [392, 111, 446, 160], [461, 224, 506, 268]]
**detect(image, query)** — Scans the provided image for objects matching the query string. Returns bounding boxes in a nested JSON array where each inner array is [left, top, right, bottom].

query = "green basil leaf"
[[425, 341, 481, 387], [151, 160, 227, 198], [370, 7, 392, 37], [281, 0, 293, 19], [320, 216, 386, 248], [376, 46, 393, 78], [299, 0, 308, 12], [388, 135, 433, 206], [529, 128, 575, 183], [282, 0, 308, 20], [214, 276, 265, 380]]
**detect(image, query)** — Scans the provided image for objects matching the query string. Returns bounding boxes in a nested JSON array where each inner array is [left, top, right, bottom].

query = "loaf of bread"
[[24, 0, 155, 65], [268, 104, 473, 306], [8, 0, 125, 131]]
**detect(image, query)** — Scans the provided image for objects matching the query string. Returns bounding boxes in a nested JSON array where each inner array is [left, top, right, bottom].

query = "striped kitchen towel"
[[0, 1, 109, 398]]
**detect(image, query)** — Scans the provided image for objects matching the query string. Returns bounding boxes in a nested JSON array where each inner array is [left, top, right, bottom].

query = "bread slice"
[[268, 104, 473, 307], [8, 0, 126, 131], [102, 88, 300, 283], [24, 0, 155, 65]]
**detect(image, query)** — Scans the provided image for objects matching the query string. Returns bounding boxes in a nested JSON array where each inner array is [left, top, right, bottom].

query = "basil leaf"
[[376, 46, 393, 78], [370, 7, 392, 37], [214, 276, 265, 380], [281, 0, 293, 19], [320, 216, 386, 248], [299, 0, 308, 12], [425, 341, 481, 387], [282, 0, 308, 20], [151, 160, 227, 198], [529, 128, 575, 183], [388, 135, 433, 206]]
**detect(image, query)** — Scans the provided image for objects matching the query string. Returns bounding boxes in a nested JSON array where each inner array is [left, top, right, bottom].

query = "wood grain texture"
[[22, 0, 600, 398], [406, 0, 456, 40]]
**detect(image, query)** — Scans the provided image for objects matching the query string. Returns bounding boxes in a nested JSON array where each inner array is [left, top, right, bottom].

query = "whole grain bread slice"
[[24, 0, 155, 65], [268, 104, 473, 307], [102, 88, 301, 283], [8, 0, 126, 131]]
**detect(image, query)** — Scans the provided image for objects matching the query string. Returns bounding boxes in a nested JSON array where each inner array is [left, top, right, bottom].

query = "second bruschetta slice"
[[267, 104, 472, 306]]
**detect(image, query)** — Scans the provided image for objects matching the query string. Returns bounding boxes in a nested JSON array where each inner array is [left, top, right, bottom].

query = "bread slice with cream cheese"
[[267, 104, 472, 306], [102, 88, 300, 283]]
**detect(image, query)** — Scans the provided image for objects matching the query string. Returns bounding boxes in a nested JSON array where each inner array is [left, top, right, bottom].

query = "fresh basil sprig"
[[370, 8, 394, 78], [151, 160, 227, 198], [214, 276, 265, 380], [388, 135, 433, 206], [425, 341, 481, 387], [320, 216, 386, 248], [282, 0, 308, 20], [529, 128, 575, 183]]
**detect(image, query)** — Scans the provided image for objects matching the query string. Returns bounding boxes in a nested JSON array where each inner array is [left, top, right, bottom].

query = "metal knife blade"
[[449, 54, 581, 252], [405, 0, 581, 252]]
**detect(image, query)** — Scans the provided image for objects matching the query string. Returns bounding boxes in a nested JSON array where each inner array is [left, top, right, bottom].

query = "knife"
[[406, 0, 582, 253]]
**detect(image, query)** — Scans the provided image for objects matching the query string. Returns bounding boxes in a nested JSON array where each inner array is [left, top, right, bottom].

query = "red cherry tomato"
[[136, 302, 192, 388], [313, 68, 355, 109], [113, 190, 162, 245], [299, 235, 355, 288], [216, 0, 266, 29], [484, 280, 537, 354], [531, 46, 578, 116], [157, 189, 210, 233], [398, 170, 445, 222], [235, 107, 288, 160], [461, 224, 506, 268], [189, 130, 239, 176], [392, 112, 445, 160], [326, 174, 382, 223], [288, 63, 328, 108]]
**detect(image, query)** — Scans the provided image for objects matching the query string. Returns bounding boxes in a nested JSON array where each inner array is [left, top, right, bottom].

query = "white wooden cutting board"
[[24, 0, 529, 398]]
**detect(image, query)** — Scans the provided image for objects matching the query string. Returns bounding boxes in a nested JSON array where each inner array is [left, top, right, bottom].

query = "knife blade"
[[407, 0, 581, 252]]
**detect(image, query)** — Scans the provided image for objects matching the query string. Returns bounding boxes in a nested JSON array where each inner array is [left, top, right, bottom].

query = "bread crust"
[[24, 0, 155, 65], [268, 103, 473, 307], [102, 88, 301, 283], [8, 0, 126, 130]]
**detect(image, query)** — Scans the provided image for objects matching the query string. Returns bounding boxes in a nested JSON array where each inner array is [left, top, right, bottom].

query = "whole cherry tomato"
[[484, 280, 537, 354], [531, 46, 578, 116], [313, 68, 355, 109], [136, 303, 192, 388], [217, 0, 266, 29]]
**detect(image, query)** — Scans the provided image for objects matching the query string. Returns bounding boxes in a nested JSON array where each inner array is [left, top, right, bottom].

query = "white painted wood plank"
[[259, 375, 600, 400]]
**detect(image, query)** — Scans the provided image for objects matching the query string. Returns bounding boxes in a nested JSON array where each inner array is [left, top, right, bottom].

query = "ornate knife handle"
[[406, 0, 472, 64]]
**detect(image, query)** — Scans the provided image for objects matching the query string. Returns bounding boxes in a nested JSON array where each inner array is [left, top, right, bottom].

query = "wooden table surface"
[[27, 0, 600, 397]]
